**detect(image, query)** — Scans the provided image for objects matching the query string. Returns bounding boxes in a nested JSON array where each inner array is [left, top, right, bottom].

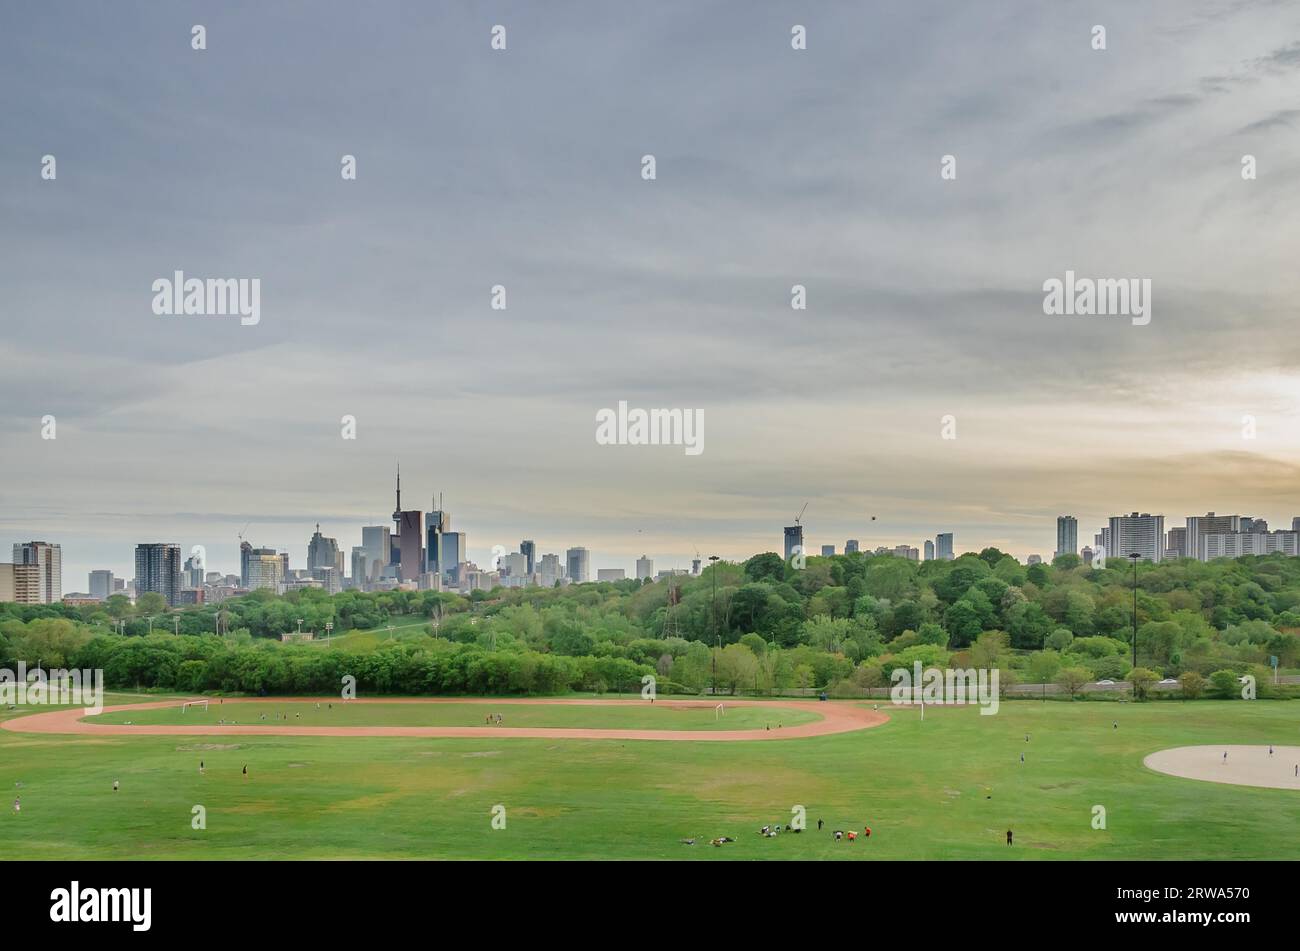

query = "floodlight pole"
[[709, 555, 720, 695], [1129, 553, 1140, 670]]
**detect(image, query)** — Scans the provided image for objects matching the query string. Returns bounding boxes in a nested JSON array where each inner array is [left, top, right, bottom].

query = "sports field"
[[2, 694, 1297, 859], [87, 699, 821, 731]]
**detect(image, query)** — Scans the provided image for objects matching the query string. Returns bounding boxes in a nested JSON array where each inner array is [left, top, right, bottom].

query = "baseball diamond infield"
[[1144, 744, 1300, 790], [2, 696, 889, 741]]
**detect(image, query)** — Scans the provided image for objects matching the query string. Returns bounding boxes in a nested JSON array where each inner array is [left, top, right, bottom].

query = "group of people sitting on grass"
[[484, 713, 504, 725], [681, 820, 872, 847]]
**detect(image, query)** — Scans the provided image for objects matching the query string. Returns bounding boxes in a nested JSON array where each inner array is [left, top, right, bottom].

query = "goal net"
[[181, 700, 209, 713]]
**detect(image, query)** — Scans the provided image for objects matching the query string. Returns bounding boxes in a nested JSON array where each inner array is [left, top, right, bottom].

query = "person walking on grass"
[[1006, 829, 1013, 846], [242, 764, 248, 780], [112, 780, 119, 793], [200, 760, 204, 775]]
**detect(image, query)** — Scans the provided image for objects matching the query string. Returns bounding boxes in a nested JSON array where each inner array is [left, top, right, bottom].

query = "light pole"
[[147, 616, 155, 634], [1129, 552, 1140, 670], [296, 618, 304, 635], [325, 621, 333, 646], [709, 556, 720, 695]]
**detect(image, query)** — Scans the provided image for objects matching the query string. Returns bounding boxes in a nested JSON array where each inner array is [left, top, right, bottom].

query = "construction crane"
[[794, 503, 808, 526]]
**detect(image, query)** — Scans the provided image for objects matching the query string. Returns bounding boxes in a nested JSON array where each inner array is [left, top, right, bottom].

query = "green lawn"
[[1, 696, 1297, 859], [88, 700, 818, 731]]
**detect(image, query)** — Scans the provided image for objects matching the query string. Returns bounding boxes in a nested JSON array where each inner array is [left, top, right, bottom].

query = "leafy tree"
[[1178, 670, 1205, 700], [1126, 666, 1159, 701], [1056, 666, 1091, 699]]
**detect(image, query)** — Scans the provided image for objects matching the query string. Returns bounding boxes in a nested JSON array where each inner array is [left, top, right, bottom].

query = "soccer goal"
[[181, 700, 209, 713]]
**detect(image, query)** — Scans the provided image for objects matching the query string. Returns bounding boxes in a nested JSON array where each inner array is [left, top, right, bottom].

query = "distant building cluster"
[[10, 497, 1300, 612], [1065, 511, 1300, 565]]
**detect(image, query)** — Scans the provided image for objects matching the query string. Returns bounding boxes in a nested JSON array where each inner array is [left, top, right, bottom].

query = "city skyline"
[[5, 3, 1300, 593], [12, 498, 1300, 595]]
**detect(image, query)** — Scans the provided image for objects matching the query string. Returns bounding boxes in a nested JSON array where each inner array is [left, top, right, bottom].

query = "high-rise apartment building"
[[12, 541, 61, 603], [845, 540, 860, 554], [350, 547, 368, 588], [636, 555, 654, 581], [821, 545, 836, 557], [520, 540, 536, 575], [924, 539, 934, 561], [1166, 527, 1187, 559], [1107, 513, 1165, 563], [934, 533, 954, 561], [1203, 530, 1299, 559], [1055, 516, 1078, 559], [0, 564, 41, 603], [135, 543, 183, 606], [1185, 513, 1240, 562]]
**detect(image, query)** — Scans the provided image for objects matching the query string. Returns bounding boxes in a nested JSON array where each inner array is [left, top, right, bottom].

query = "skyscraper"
[[245, 548, 286, 591], [361, 526, 391, 576], [845, 539, 860, 554], [520, 540, 536, 575], [924, 539, 934, 561], [566, 547, 590, 584], [440, 531, 464, 581], [135, 543, 182, 606], [934, 533, 954, 561], [538, 553, 562, 587], [426, 507, 449, 576], [307, 524, 341, 572], [1108, 513, 1165, 563], [1055, 516, 1078, 559], [88, 569, 114, 600], [12, 541, 61, 603], [636, 555, 654, 581], [783, 525, 803, 563], [350, 547, 368, 588], [184, 555, 204, 589], [398, 511, 424, 582]]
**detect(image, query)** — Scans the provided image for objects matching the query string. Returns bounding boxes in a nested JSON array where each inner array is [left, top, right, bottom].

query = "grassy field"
[[88, 699, 819, 731], [2, 695, 1298, 859]]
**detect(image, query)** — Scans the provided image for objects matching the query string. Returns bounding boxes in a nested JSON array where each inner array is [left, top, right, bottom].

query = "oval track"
[[2, 696, 888, 742]]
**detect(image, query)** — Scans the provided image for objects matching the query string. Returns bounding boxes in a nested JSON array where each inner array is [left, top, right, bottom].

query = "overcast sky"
[[3, 0, 1300, 586]]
